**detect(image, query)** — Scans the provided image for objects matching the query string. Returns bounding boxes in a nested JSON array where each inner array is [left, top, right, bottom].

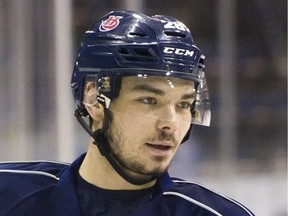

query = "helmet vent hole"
[[129, 32, 148, 37], [116, 47, 157, 62], [118, 48, 130, 55], [164, 31, 187, 38], [134, 48, 153, 57]]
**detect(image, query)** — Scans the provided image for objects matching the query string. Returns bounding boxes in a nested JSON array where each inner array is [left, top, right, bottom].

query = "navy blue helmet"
[[71, 10, 210, 127]]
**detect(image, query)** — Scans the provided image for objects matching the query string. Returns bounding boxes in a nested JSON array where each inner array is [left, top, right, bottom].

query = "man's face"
[[106, 75, 195, 181]]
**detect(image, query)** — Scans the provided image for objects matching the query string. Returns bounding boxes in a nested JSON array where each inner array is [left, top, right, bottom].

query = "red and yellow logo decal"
[[99, 16, 123, 32]]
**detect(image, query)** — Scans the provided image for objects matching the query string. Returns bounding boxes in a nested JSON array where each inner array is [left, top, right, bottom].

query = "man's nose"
[[156, 105, 179, 132]]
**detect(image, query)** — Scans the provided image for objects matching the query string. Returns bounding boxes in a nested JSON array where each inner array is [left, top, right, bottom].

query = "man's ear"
[[83, 82, 104, 123]]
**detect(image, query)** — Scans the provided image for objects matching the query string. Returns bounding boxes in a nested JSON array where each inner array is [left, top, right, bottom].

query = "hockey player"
[[0, 11, 254, 216]]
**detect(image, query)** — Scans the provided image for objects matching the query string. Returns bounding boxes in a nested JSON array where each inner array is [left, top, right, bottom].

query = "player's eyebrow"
[[132, 84, 165, 96], [132, 83, 196, 99], [181, 91, 196, 100]]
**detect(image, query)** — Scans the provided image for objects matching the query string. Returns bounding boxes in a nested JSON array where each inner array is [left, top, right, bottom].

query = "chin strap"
[[74, 108, 160, 185]]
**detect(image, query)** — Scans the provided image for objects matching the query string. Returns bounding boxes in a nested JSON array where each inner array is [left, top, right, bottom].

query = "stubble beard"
[[105, 126, 169, 181]]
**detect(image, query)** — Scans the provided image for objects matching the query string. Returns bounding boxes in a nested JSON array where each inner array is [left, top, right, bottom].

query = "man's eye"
[[140, 98, 156, 105], [178, 102, 192, 109]]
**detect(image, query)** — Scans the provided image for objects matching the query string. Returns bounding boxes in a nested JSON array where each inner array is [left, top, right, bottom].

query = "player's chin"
[[127, 158, 171, 179], [144, 162, 170, 177], [151, 156, 173, 170]]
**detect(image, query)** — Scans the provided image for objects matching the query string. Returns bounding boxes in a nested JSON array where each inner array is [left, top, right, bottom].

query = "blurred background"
[[0, 0, 286, 215]]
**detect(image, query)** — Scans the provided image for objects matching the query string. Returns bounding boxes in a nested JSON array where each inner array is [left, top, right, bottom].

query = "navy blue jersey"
[[0, 154, 254, 216]]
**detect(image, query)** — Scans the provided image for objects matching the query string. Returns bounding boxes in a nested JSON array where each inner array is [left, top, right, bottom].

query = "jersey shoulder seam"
[[0, 169, 60, 180], [0, 160, 71, 181], [0, 160, 71, 166], [163, 191, 223, 216], [171, 179, 254, 216]]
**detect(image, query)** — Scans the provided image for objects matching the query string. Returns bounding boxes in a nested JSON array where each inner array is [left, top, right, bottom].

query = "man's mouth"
[[147, 144, 171, 150], [145, 142, 174, 157]]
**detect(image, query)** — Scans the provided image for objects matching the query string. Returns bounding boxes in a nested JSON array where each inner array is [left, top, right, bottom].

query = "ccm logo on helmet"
[[163, 47, 194, 57]]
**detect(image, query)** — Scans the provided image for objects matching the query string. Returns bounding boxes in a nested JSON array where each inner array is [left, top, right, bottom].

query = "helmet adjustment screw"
[[98, 77, 111, 92]]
